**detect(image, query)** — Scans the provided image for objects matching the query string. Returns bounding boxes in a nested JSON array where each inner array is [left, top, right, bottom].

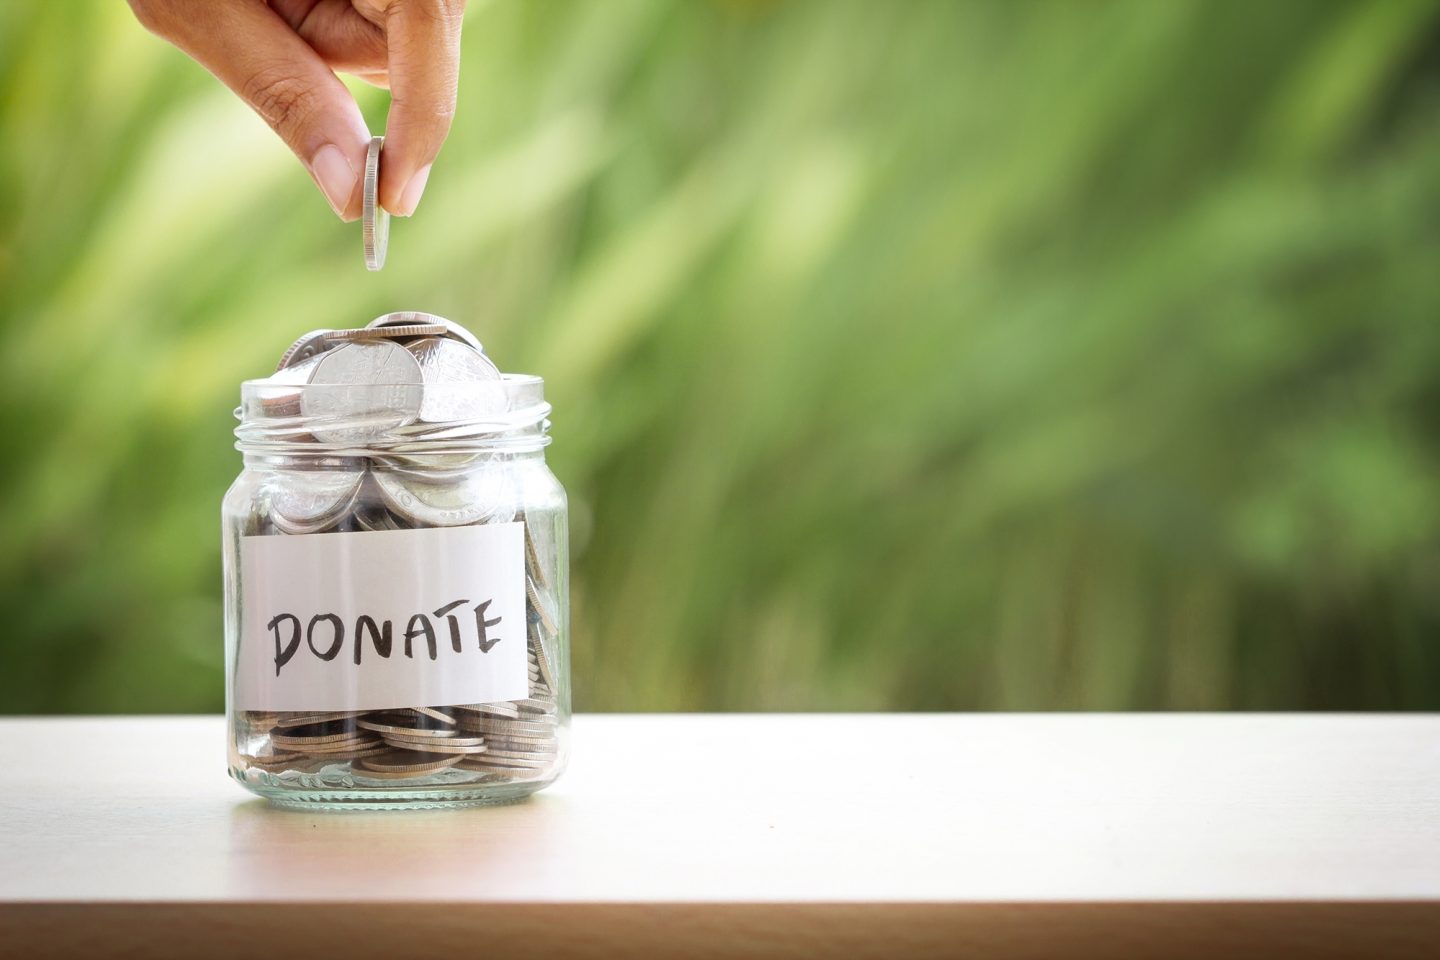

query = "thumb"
[[380, 0, 465, 216]]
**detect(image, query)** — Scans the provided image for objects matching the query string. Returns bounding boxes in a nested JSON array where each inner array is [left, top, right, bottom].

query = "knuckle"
[[392, 91, 456, 128], [429, 94, 458, 124], [393, 0, 464, 27], [239, 68, 322, 141]]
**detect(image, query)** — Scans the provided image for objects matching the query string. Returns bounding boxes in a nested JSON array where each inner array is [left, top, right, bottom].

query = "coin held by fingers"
[[362, 136, 388, 271]]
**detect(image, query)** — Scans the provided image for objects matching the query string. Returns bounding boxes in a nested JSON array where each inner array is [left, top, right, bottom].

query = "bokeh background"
[[2, 0, 1438, 713]]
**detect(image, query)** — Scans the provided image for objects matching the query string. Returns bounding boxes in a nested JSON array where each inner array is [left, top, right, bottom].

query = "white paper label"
[[235, 523, 527, 711]]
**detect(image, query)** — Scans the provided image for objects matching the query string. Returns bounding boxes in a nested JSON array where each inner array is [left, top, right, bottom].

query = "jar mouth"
[[235, 373, 550, 455]]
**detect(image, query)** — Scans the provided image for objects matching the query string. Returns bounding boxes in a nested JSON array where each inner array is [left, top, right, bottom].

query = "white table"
[[1, 714, 1436, 958]]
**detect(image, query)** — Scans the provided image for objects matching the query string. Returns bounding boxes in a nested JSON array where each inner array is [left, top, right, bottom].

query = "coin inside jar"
[[268, 469, 364, 534], [453, 702, 520, 719], [373, 466, 517, 527], [356, 717, 458, 738], [356, 749, 464, 774], [382, 736, 490, 755]]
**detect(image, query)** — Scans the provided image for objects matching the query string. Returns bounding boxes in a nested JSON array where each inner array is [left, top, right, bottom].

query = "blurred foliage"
[[1, 0, 1439, 713]]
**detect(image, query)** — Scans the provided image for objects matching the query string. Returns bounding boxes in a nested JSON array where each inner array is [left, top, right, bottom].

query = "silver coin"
[[456, 764, 527, 777], [475, 731, 559, 749], [324, 324, 447, 342], [356, 749, 464, 774], [322, 743, 391, 761], [363, 136, 388, 271], [246, 753, 302, 770], [276, 330, 338, 372], [528, 579, 560, 638], [370, 452, 488, 482], [405, 337, 508, 423], [244, 711, 282, 730], [383, 731, 485, 748], [352, 476, 412, 531], [258, 353, 325, 419], [372, 466, 516, 527], [452, 702, 520, 719], [457, 721, 554, 740], [300, 341, 423, 443], [525, 531, 550, 592], [270, 730, 363, 747], [273, 711, 361, 729], [356, 719, 458, 738], [458, 756, 550, 772], [352, 499, 402, 532], [302, 736, 385, 755], [459, 718, 557, 738], [382, 736, 489, 755], [268, 470, 363, 533], [410, 706, 457, 725], [367, 311, 483, 352], [387, 421, 511, 442], [532, 648, 557, 694], [354, 764, 460, 781], [478, 737, 558, 754], [481, 747, 558, 762], [468, 756, 553, 770]]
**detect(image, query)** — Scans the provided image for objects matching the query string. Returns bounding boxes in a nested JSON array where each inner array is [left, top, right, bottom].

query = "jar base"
[[230, 765, 558, 811]]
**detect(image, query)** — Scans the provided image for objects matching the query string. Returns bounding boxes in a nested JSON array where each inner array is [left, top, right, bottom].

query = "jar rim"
[[234, 372, 551, 455], [237, 372, 545, 391]]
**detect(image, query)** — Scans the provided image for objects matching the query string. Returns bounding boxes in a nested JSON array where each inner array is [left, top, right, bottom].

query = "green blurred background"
[[1, 0, 1438, 713]]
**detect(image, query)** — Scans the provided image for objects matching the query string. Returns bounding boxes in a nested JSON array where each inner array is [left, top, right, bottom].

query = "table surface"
[[2, 714, 1438, 958]]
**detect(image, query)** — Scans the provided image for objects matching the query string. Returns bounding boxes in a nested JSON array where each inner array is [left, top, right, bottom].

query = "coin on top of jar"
[[406, 337, 508, 422], [324, 324, 448, 342], [300, 340, 424, 443], [368, 311, 485, 353], [277, 329, 338, 372]]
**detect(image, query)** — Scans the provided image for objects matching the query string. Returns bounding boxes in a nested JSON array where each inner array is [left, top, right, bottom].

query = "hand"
[[129, 0, 465, 221]]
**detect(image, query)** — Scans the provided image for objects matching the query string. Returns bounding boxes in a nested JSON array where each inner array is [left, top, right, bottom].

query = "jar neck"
[[234, 373, 551, 462], [239, 447, 547, 470]]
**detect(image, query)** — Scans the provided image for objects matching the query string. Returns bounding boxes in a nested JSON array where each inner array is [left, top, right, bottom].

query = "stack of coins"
[[237, 312, 563, 784], [241, 650, 561, 782]]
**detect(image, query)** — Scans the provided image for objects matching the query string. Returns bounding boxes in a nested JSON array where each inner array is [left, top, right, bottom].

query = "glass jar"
[[222, 371, 568, 809]]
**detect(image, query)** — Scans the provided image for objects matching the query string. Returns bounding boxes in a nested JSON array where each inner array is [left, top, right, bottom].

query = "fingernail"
[[396, 164, 432, 217], [310, 144, 358, 219]]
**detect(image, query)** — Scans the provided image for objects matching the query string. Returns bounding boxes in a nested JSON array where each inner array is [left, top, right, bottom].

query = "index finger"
[[381, 0, 465, 216]]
